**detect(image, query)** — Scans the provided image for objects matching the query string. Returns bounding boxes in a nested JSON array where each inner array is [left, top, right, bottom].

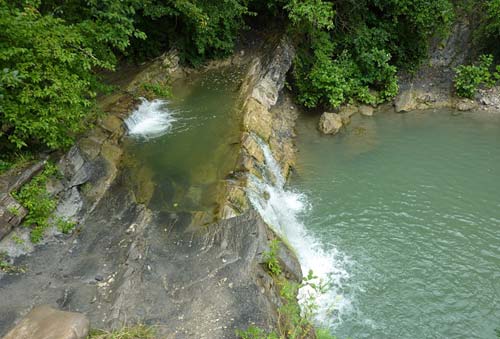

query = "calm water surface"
[[124, 66, 243, 214], [291, 110, 500, 339]]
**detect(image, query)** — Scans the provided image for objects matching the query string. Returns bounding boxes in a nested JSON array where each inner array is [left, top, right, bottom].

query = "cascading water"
[[125, 98, 177, 139], [246, 135, 351, 326]]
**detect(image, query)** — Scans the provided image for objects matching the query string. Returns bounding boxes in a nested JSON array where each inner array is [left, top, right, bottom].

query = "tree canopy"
[[1, 0, 499, 153]]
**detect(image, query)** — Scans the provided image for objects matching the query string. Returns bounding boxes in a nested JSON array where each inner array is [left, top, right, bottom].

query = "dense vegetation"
[[1, 0, 499, 155]]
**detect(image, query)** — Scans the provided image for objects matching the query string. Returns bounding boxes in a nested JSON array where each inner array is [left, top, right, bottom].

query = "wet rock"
[[456, 98, 478, 111], [242, 133, 265, 163], [243, 98, 273, 141], [359, 105, 374, 117], [318, 112, 343, 135], [0, 195, 27, 240], [338, 104, 358, 125], [3, 305, 89, 339], [395, 88, 417, 112], [100, 115, 124, 138]]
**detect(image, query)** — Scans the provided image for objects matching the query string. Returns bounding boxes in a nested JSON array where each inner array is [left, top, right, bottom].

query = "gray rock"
[[251, 38, 295, 109], [58, 146, 85, 179], [0, 194, 27, 240], [359, 105, 374, 117], [55, 187, 83, 221], [0, 161, 46, 194], [338, 104, 358, 125], [318, 112, 343, 135], [456, 99, 478, 111], [2, 305, 89, 339], [395, 88, 417, 112]]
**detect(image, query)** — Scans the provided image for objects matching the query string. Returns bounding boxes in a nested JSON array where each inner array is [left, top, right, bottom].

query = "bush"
[[454, 54, 496, 98], [284, 0, 453, 109], [12, 162, 58, 243], [263, 239, 283, 276]]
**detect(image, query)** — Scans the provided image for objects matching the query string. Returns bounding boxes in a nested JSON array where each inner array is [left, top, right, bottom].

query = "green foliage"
[[454, 54, 497, 98], [263, 239, 282, 276], [56, 218, 77, 235], [240, 242, 334, 339], [236, 326, 279, 339], [12, 162, 58, 243], [140, 81, 172, 100], [7, 205, 20, 216], [132, 0, 251, 65], [283, 0, 453, 109], [0, 2, 110, 151], [316, 328, 337, 339], [0, 152, 33, 174], [88, 324, 156, 339], [12, 234, 25, 245]]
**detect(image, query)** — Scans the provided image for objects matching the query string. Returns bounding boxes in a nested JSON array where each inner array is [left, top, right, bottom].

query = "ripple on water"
[[291, 110, 500, 339]]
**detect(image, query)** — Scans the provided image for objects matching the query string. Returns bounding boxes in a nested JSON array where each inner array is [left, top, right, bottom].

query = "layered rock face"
[[0, 36, 302, 339], [221, 38, 298, 218]]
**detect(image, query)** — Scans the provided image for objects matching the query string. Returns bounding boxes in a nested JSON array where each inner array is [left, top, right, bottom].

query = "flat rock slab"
[[0, 171, 293, 339], [3, 305, 89, 339]]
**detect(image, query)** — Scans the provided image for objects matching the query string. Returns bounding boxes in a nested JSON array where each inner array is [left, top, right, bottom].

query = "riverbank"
[[0, 34, 309, 338]]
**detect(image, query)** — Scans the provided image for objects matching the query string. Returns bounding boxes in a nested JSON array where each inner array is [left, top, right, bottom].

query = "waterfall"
[[246, 135, 350, 326], [125, 98, 176, 139]]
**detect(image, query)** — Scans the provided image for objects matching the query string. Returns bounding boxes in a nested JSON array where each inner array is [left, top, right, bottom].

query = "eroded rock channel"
[[0, 38, 301, 338]]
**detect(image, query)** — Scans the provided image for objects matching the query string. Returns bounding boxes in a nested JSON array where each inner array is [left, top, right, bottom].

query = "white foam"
[[246, 135, 351, 326], [125, 98, 176, 139]]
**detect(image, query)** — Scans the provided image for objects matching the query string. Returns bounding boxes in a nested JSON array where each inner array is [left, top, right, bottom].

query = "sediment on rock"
[[0, 35, 304, 339], [220, 37, 297, 219]]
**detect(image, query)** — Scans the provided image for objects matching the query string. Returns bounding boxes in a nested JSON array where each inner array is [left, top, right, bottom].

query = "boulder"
[[359, 105, 374, 117], [338, 104, 358, 125], [395, 88, 417, 112], [3, 305, 89, 339], [456, 98, 478, 111], [318, 112, 343, 135]]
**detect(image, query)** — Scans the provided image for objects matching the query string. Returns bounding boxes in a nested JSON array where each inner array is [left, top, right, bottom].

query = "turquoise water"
[[291, 110, 500, 339]]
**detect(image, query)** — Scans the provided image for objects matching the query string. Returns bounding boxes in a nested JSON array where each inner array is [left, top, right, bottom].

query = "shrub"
[[12, 162, 58, 243], [263, 239, 283, 276], [454, 54, 496, 98]]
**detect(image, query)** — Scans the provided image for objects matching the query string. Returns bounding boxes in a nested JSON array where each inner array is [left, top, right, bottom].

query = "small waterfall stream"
[[125, 98, 177, 139], [246, 136, 350, 326]]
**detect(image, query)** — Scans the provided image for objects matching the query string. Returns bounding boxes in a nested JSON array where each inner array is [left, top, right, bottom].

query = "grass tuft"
[[88, 324, 156, 339]]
